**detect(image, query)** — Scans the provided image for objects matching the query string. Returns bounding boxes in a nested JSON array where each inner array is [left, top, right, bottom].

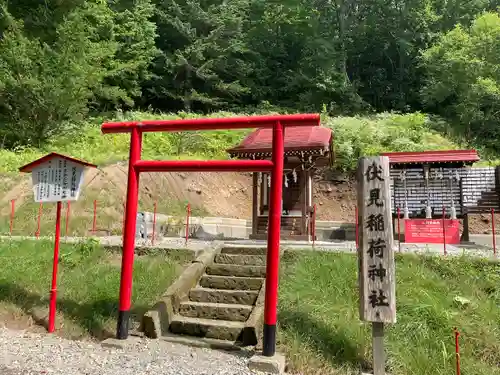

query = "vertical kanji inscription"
[[357, 156, 396, 324]]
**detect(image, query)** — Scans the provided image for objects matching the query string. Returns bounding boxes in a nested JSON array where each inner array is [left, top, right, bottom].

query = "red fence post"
[[92, 200, 97, 234], [442, 206, 447, 256], [36, 202, 43, 239], [312, 204, 316, 247], [397, 206, 401, 252], [152, 202, 157, 246], [491, 208, 496, 257], [355, 206, 359, 248], [48, 201, 62, 333], [185, 203, 191, 244], [65, 202, 71, 238], [454, 328, 461, 375], [9, 199, 15, 235]]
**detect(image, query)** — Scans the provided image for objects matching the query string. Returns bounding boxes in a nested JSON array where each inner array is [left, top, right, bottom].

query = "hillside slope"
[[0, 163, 358, 236]]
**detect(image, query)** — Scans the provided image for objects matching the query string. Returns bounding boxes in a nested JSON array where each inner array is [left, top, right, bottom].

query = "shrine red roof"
[[228, 126, 333, 156], [19, 152, 97, 173], [381, 150, 480, 165]]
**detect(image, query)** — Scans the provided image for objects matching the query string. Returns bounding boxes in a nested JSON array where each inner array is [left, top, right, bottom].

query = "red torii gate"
[[101, 113, 321, 356]]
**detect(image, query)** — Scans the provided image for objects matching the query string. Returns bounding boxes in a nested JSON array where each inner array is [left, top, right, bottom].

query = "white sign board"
[[31, 157, 86, 203]]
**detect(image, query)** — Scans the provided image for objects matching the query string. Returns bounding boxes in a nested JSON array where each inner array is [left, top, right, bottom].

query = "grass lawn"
[[278, 251, 500, 375], [0, 238, 186, 339]]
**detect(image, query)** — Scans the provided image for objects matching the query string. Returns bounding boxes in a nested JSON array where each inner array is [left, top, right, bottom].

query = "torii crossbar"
[[101, 113, 321, 356]]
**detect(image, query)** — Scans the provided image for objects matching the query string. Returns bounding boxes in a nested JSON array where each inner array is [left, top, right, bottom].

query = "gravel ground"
[[0, 328, 260, 375]]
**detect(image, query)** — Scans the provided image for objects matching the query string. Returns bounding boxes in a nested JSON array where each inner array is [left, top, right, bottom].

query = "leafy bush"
[[324, 112, 459, 171]]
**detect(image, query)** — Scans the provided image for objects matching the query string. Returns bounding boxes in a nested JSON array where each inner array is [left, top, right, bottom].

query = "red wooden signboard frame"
[[101, 113, 320, 357]]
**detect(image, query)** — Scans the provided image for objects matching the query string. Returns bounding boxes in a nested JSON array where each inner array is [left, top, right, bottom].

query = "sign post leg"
[[117, 128, 142, 340], [48, 201, 62, 333], [262, 121, 284, 357], [36, 202, 43, 238], [372, 322, 385, 375]]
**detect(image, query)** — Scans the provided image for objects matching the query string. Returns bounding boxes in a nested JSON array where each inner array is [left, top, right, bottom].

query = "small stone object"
[[101, 338, 128, 350], [248, 353, 286, 374]]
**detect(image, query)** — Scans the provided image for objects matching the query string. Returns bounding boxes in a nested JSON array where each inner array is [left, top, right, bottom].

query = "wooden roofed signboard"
[[19, 153, 97, 203]]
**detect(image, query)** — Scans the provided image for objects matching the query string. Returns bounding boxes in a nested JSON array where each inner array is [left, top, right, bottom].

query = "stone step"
[[169, 315, 244, 341], [206, 264, 266, 278], [189, 287, 259, 305], [215, 254, 267, 266], [199, 275, 264, 290], [220, 246, 266, 256], [179, 301, 252, 322]]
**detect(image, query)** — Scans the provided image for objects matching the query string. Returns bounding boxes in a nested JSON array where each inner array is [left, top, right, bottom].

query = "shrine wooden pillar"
[[301, 169, 309, 236], [252, 172, 258, 236]]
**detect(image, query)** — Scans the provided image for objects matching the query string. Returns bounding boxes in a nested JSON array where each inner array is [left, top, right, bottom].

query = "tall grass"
[[279, 251, 500, 375], [0, 238, 185, 339]]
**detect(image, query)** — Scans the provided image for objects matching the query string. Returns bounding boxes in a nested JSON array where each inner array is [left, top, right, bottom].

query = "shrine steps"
[[143, 245, 267, 347]]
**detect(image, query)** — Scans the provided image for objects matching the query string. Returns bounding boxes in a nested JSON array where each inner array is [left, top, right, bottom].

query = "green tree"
[[145, 0, 252, 112], [421, 12, 500, 150], [0, 4, 117, 148], [244, 0, 364, 113], [94, 0, 158, 110]]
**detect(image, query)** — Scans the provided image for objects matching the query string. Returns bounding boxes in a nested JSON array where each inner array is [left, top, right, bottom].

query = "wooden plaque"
[[357, 156, 396, 324]]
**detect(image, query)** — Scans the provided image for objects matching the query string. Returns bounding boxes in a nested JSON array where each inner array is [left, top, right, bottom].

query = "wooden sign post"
[[357, 156, 396, 375], [19, 153, 97, 333]]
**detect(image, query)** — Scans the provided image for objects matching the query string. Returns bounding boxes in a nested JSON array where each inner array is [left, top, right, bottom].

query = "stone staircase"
[[146, 246, 267, 345]]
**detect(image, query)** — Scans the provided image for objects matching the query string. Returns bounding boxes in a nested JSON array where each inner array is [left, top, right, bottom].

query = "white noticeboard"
[[31, 157, 86, 203]]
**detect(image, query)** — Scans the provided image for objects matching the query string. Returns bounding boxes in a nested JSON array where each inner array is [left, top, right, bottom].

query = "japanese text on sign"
[[357, 156, 396, 324], [31, 157, 85, 203]]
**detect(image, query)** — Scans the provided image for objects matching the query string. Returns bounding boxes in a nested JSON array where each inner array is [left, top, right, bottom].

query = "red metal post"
[[312, 204, 317, 247], [102, 113, 320, 134], [442, 206, 447, 256], [9, 199, 15, 235], [355, 206, 359, 248], [92, 200, 97, 234], [152, 202, 157, 246], [48, 201, 62, 333], [185, 203, 191, 244], [397, 206, 401, 252], [116, 128, 142, 339], [65, 202, 71, 237], [263, 121, 285, 357], [122, 202, 126, 240], [454, 328, 461, 375], [135, 159, 273, 173], [491, 208, 496, 257], [36, 202, 43, 239]]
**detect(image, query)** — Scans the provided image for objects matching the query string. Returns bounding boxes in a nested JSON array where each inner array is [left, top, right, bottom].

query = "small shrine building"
[[227, 125, 333, 240]]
